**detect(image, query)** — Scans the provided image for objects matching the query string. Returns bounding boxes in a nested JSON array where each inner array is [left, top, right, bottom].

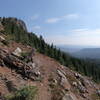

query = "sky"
[[0, 0, 100, 46]]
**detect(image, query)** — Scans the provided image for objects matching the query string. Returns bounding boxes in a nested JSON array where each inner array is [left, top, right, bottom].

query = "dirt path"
[[33, 53, 59, 100]]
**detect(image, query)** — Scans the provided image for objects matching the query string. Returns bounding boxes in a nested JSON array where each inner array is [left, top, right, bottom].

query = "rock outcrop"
[[0, 48, 41, 81], [62, 93, 78, 100], [0, 17, 27, 32], [57, 70, 71, 91]]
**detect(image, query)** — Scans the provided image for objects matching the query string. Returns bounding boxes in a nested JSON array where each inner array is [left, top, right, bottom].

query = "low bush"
[[5, 86, 38, 100]]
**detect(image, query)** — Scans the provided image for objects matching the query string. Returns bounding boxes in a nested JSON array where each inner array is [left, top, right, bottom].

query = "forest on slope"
[[0, 17, 100, 82]]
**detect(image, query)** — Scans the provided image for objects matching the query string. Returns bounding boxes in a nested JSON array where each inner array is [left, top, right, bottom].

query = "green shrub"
[[5, 86, 38, 100], [21, 52, 30, 62], [21, 52, 29, 58]]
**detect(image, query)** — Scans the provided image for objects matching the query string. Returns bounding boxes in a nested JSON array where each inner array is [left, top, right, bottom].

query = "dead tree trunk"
[[26, 48, 35, 63]]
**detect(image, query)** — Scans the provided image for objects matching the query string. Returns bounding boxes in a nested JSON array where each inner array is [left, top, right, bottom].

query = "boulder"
[[57, 70, 71, 91], [74, 73, 82, 79], [0, 36, 5, 42], [34, 71, 41, 77], [72, 82, 78, 87], [62, 93, 78, 100], [12, 47, 22, 57]]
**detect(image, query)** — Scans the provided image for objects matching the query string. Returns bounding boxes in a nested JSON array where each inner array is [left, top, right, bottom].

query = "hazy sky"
[[0, 0, 100, 46]]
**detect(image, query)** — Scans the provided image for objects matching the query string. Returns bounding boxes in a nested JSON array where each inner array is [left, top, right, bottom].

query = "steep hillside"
[[0, 39, 100, 100]]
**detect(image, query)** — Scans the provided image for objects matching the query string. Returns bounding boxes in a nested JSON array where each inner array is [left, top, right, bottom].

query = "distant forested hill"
[[72, 48, 100, 59]]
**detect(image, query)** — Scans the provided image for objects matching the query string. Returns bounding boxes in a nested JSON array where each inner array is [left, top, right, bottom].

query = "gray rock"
[[57, 70, 66, 78], [0, 36, 5, 42], [62, 93, 78, 100], [72, 82, 78, 87], [53, 79, 57, 84], [34, 71, 41, 77], [74, 73, 82, 79], [78, 84, 86, 93], [57, 70, 71, 91], [28, 62, 36, 69], [12, 47, 22, 57]]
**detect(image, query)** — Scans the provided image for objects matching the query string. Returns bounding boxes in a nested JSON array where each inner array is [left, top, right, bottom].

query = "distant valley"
[[57, 45, 83, 53], [58, 45, 100, 59], [72, 48, 100, 59]]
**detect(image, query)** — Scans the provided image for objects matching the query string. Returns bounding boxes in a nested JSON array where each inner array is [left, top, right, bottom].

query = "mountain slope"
[[0, 41, 100, 100]]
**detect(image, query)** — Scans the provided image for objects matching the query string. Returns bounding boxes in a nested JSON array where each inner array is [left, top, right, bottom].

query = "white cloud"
[[45, 28, 100, 46], [33, 26, 41, 30], [46, 18, 60, 23], [31, 14, 39, 20], [63, 14, 79, 19], [45, 14, 79, 23]]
